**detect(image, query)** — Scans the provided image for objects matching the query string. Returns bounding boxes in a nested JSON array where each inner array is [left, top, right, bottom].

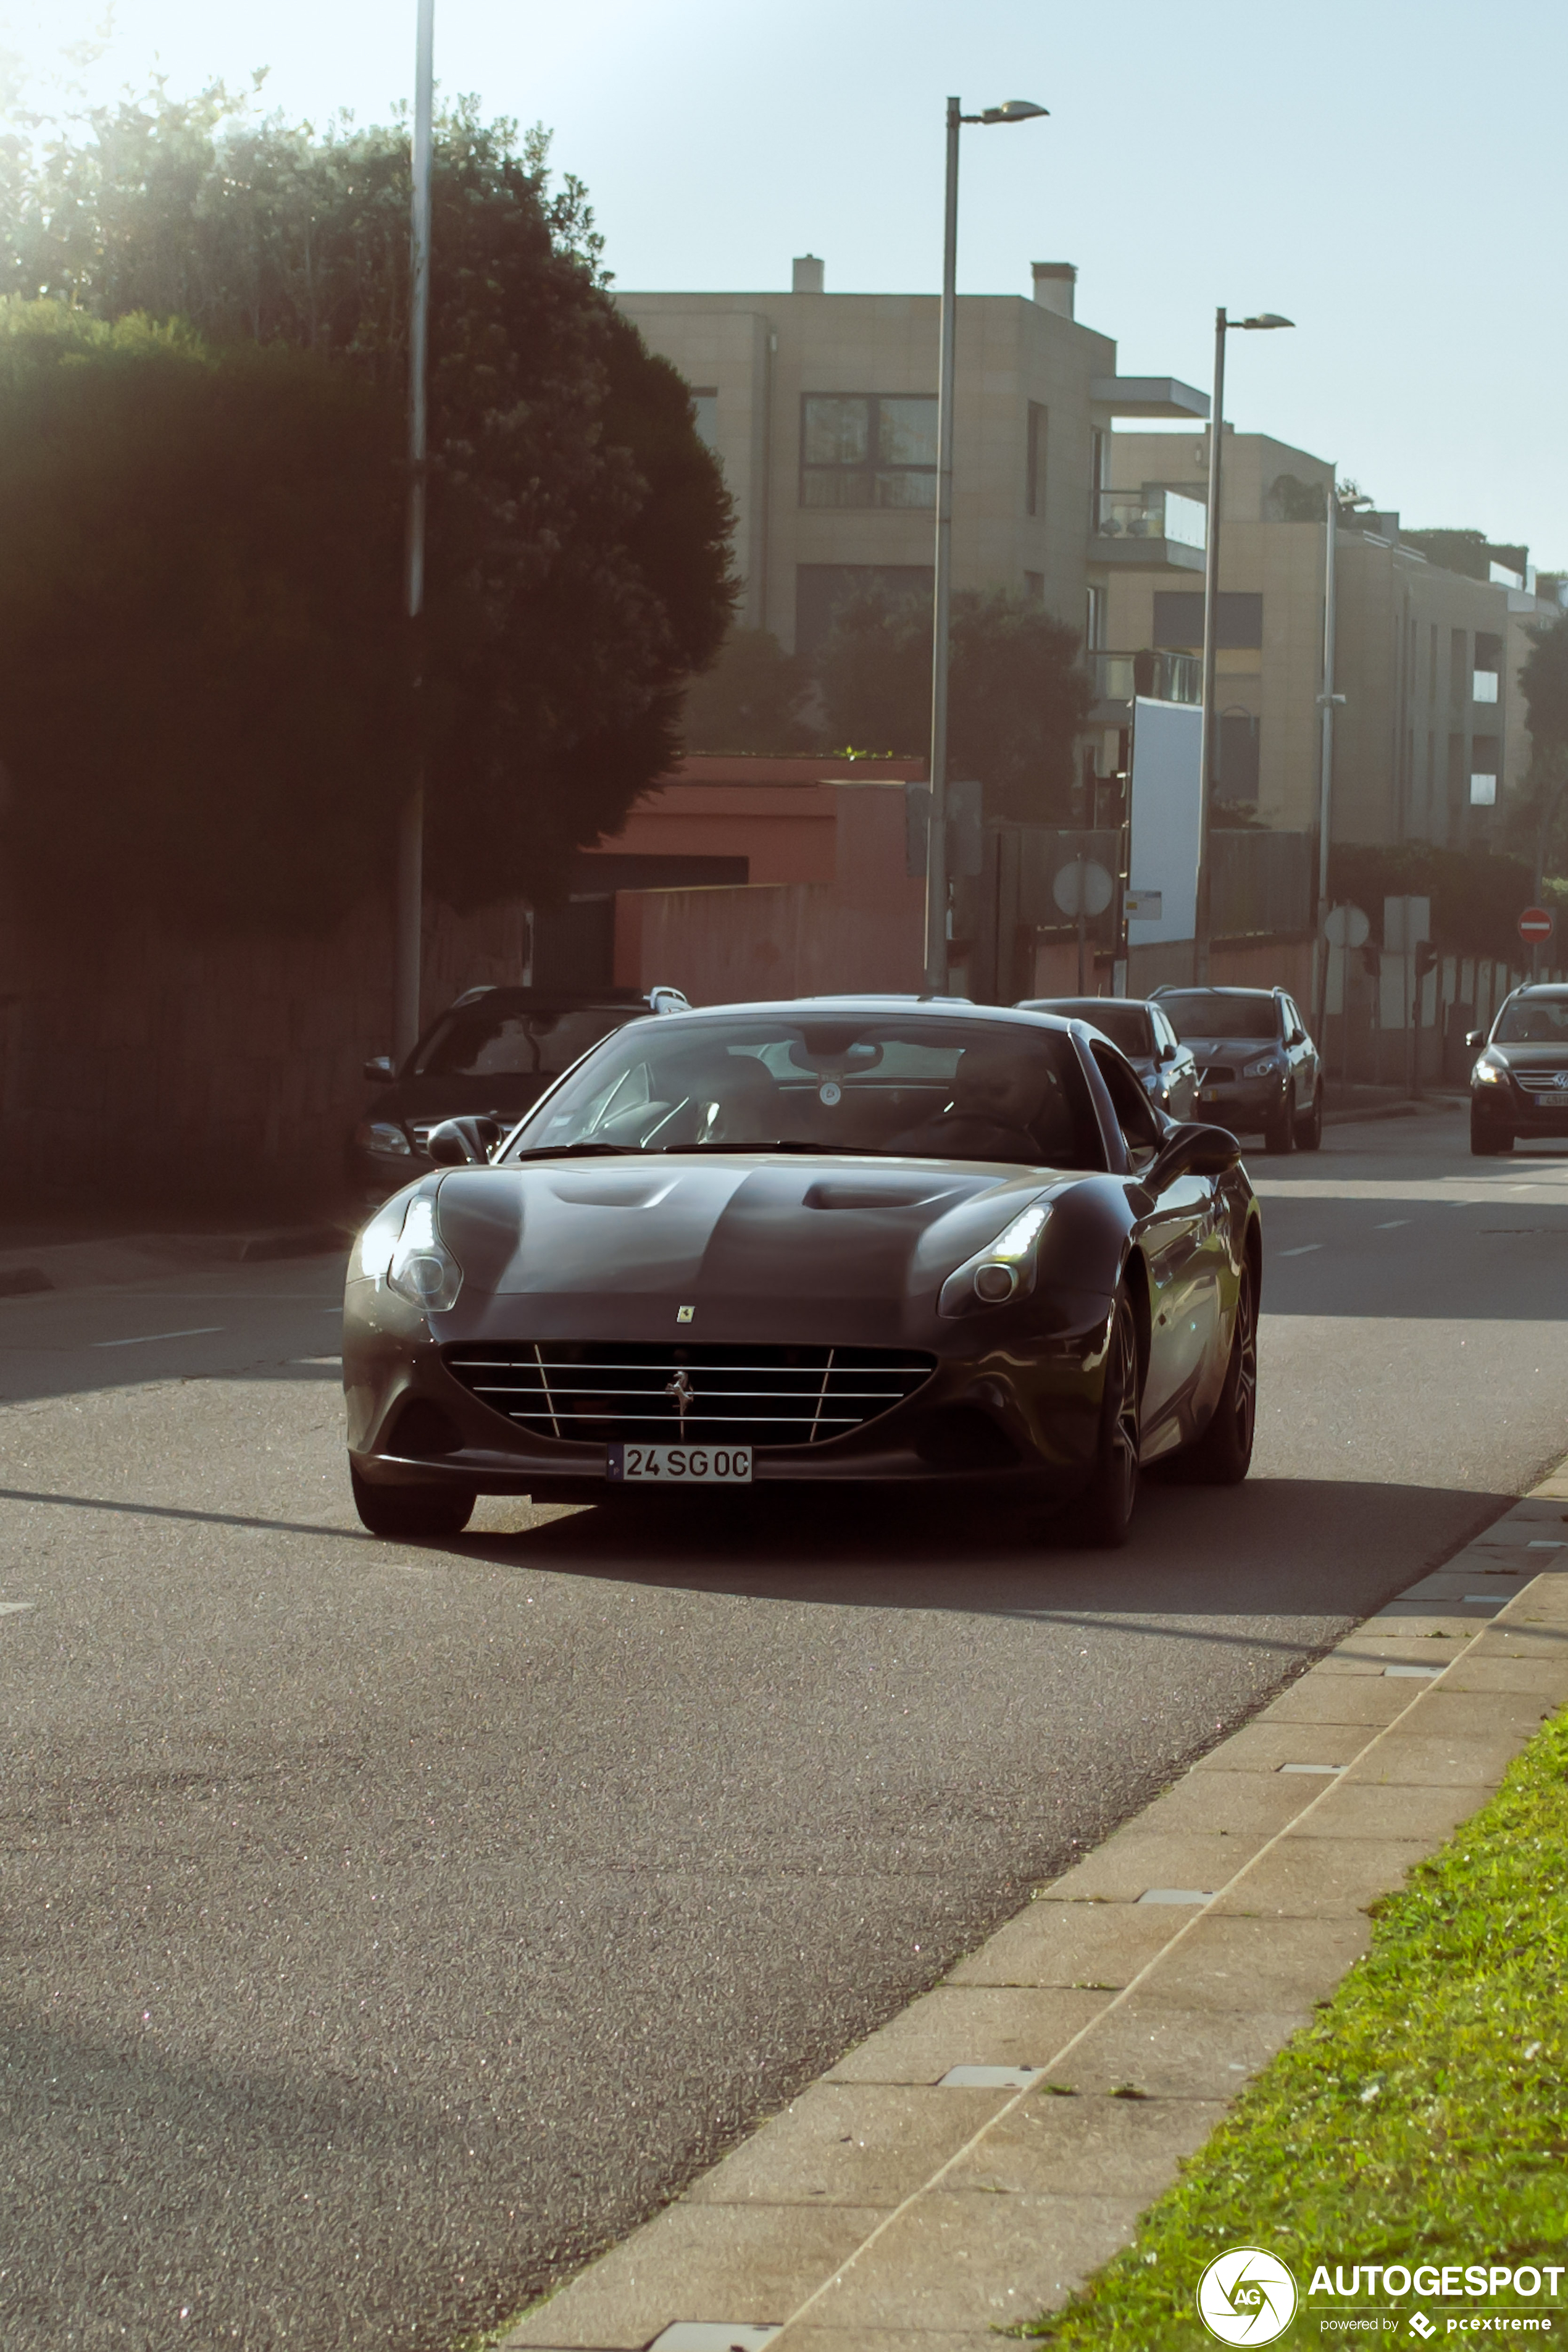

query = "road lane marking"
[[1277, 1244, 1323, 1257], [0, 1601, 34, 1615], [1374, 1219, 1409, 1229], [93, 1326, 223, 1349]]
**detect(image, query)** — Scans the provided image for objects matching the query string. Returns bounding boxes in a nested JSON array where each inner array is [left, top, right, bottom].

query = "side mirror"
[[427, 1116, 501, 1168], [1466, 1029, 1485, 1050], [1289, 1026, 1306, 1047], [1159, 1039, 1176, 1061], [363, 1054, 396, 1084], [1144, 1121, 1243, 1192]]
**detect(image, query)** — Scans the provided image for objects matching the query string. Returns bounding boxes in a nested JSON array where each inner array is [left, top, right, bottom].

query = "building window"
[[1219, 713, 1261, 803], [1152, 591, 1263, 650], [691, 389, 719, 456], [794, 563, 933, 659], [1085, 583, 1104, 649], [1472, 668, 1499, 703], [800, 395, 936, 508], [1088, 427, 1106, 533], [1471, 734, 1501, 806], [1470, 772, 1498, 807], [1024, 571, 1045, 605], [1027, 401, 1047, 517]]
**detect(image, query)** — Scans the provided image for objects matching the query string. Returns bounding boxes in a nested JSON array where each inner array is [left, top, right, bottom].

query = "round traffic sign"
[[1052, 857, 1114, 919], [1519, 905, 1554, 944], [1322, 902, 1369, 949]]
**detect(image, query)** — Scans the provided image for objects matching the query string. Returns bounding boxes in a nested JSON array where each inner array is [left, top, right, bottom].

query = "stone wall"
[[0, 889, 527, 1215]]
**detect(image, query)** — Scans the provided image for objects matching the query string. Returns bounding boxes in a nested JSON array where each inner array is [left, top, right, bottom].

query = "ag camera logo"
[[1197, 2247, 1299, 2344]]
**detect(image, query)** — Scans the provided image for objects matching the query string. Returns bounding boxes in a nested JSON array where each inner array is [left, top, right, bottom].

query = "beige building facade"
[[617, 258, 1206, 666]]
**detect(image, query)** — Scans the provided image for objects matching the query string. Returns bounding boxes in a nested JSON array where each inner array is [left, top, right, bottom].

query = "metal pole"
[[1193, 308, 1227, 987], [924, 96, 961, 995], [394, 0, 434, 1063], [1312, 490, 1338, 1044]]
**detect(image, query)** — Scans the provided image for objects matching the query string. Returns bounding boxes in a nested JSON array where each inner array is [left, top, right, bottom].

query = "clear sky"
[[5, 0, 1562, 564]]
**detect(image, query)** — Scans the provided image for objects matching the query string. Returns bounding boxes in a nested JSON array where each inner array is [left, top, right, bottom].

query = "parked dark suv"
[[350, 985, 687, 1204], [1468, 985, 1568, 1155], [1152, 985, 1323, 1153]]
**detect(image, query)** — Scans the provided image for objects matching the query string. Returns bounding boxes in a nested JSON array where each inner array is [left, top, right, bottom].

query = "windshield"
[[1029, 1000, 1152, 1057], [504, 1013, 1106, 1169], [412, 1003, 629, 1079], [1493, 996, 1568, 1043], [1159, 992, 1278, 1043]]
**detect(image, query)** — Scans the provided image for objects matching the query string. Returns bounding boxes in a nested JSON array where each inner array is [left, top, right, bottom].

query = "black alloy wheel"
[[1262, 1086, 1295, 1155], [350, 1464, 475, 1539], [1181, 1261, 1257, 1485], [1295, 1081, 1324, 1152], [1070, 1289, 1141, 1549], [1469, 1102, 1514, 1157]]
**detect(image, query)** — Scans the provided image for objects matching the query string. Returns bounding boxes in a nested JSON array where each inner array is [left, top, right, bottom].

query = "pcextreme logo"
[[1198, 2247, 1300, 2344]]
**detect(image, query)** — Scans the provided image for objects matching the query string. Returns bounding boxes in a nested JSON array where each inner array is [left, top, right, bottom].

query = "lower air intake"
[[443, 1341, 935, 1449]]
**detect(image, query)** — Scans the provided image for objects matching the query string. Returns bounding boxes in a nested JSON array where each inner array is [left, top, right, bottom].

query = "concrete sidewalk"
[[503, 1468, 1568, 2352]]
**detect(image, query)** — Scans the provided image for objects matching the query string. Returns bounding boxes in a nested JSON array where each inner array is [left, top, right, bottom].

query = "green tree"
[[680, 629, 815, 755], [0, 83, 735, 924], [0, 303, 409, 933], [819, 586, 1092, 822]]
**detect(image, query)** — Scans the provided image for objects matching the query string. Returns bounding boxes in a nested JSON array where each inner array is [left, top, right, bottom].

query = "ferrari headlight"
[[387, 1195, 464, 1312], [940, 1200, 1053, 1316], [1243, 1055, 1280, 1080], [1474, 1057, 1506, 1084], [354, 1192, 413, 1283]]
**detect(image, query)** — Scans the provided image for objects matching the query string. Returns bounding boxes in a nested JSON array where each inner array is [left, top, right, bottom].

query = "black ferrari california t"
[[343, 998, 1262, 1549]]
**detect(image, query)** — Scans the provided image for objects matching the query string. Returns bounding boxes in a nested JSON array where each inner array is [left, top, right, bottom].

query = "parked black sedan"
[[1153, 985, 1323, 1152], [1469, 985, 1568, 1154], [344, 998, 1261, 1552], [349, 984, 687, 1204], [1016, 996, 1199, 1121]]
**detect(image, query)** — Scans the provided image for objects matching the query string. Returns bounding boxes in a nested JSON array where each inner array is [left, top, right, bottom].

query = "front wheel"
[[1069, 1289, 1141, 1549], [351, 1464, 475, 1539], [1470, 1104, 1513, 1156], [1262, 1090, 1295, 1154], [1181, 1263, 1257, 1485], [1295, 1082, 1324, 1151]]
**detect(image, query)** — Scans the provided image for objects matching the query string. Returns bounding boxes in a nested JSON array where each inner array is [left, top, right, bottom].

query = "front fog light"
[[940, 1199, 1052, 1316], [386, 1195, 464, 1311]]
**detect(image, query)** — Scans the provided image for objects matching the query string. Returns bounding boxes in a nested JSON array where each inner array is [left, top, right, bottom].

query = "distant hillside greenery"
[[0, 82, 734, 934]]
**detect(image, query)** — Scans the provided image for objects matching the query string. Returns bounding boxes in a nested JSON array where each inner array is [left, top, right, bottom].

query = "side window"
[[1091, 1043, 1161, 1167]]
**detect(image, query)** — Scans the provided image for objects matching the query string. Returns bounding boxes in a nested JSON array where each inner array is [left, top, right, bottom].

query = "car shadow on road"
[[452, 1472, 1520, 1631]]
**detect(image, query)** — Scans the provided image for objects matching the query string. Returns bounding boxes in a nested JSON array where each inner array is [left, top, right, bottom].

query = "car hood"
[[430, 1156, 1066, 1334], [1489, 1044, 1568, 1070]]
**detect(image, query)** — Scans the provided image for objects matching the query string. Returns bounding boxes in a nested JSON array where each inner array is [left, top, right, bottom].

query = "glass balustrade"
[[1092, 490, 1207, 550]]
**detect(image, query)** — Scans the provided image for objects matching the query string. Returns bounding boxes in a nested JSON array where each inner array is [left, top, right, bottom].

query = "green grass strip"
[[1019, 1699, 1568, 2345]]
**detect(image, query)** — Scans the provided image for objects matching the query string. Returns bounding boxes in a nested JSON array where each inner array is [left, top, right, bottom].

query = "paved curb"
[[0, 1225, 346, 1297], [501, 1466, 1568, 2352]]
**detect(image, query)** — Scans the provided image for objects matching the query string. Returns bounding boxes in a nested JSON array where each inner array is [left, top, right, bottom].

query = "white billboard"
[[1127, 698, 1203, 946]]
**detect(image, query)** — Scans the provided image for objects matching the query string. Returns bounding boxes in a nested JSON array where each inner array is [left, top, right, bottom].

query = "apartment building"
[[617, 256, 1206, 666], [1103, 428, 1563, 850]]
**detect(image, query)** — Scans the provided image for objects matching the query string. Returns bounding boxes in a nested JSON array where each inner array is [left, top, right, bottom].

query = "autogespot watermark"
[[1195, 2251, 1566, 2341]]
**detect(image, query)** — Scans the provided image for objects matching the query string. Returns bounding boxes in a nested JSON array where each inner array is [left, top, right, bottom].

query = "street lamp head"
[[978, 98, 1049, 123], [1238, 312, 1295, 330]]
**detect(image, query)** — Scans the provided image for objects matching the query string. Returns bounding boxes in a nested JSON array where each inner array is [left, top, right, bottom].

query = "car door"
[[1091, 1043, 1219, 1449]]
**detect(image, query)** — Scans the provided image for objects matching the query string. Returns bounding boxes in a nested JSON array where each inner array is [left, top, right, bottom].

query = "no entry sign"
[[1519, 905, 1554, 945]]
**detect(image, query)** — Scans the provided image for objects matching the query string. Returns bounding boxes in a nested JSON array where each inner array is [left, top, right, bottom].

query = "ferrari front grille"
[[442, 1341, 936, 1449]]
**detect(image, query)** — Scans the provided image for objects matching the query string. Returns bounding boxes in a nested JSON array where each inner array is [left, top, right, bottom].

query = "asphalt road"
[[5, 1102, 1568, 2352]]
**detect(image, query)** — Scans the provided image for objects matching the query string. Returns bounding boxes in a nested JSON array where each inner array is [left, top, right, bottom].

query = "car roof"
[[1017, 996, 1155, 1015], [1153, 984, 1280, 999], [643, 996, 1078, 1034]]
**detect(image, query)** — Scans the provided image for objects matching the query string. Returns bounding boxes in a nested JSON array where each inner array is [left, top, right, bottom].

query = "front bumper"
[[1477, 1086, 1568, 1133], [344, 1284, 1119, 1499], [1195, 1078, 1285, 1129]]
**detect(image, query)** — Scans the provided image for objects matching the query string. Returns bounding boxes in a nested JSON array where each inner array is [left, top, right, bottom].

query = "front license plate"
[[1532, 1094, 1564, 1108], [607, 1442, 752, 1484]]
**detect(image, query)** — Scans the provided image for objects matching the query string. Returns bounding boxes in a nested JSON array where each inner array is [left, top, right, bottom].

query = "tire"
[[351, 1463, 475, 1538], [1262, 1089, 1295, 1154], [1070, 1289, 1141, 1549], [1295, 1082, 1324, 1151], [1469, 1104, 1513, 1156], [1181, 1262, 1257, 1485]]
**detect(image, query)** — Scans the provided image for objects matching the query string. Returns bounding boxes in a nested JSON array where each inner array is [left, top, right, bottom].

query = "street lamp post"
[[1192, 306, 1293, 987], [924, 95, 1048, 995], [394, 0, 435, 1063]]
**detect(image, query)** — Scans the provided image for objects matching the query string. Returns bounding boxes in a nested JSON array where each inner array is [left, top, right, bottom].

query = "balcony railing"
[[1093, 488, 1207, 551], [1088, 648, 1202, 705]]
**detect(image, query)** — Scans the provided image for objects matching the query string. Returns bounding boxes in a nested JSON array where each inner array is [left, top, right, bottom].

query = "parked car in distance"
[[1151, 985, 1322, 1153], [1015, 996, 1199, 1121], [351, 984, 688, 1204], [1467, 984, 1568, 1155]]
